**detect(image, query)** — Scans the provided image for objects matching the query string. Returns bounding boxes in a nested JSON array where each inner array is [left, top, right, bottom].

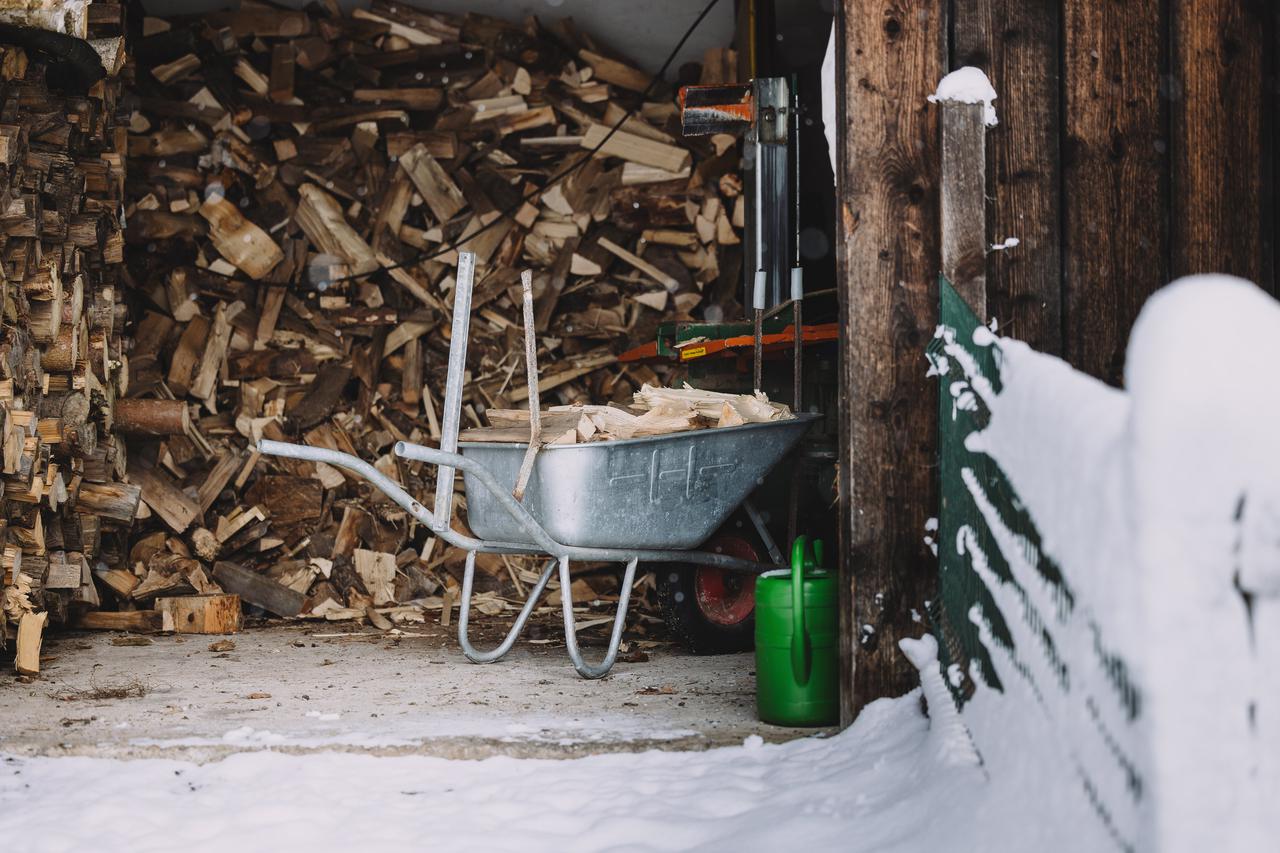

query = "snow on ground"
[[1, 693, 982, 853]]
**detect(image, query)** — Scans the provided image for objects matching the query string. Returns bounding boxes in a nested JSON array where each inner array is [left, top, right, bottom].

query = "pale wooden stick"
[[512, 270, 541, 501]]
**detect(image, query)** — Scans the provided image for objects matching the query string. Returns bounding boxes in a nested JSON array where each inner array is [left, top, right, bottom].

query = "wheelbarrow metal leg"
[[559, 556, 639, 679], [457, 552, 556, 664], [742, 498, 784, 566]]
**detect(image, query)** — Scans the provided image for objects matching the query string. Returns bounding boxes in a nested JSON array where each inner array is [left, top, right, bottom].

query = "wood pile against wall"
[[0, 5, 134, 674], [96, 2, 745, 635]]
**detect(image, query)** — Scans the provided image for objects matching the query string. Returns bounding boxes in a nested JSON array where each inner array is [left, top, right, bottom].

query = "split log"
[[156, 594, 242, 634], [212, 561, 304, 617], [15, 611, 46, 674]]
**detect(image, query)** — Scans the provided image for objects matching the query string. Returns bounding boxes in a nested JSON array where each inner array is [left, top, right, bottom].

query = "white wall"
[[141, 0, 735, 77]]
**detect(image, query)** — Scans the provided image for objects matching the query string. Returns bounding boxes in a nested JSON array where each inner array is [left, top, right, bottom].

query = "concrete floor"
[[1, 616, 831, 761]]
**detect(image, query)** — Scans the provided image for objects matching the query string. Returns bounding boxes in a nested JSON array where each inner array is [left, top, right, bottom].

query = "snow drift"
[[930, 274, 1280, 851]]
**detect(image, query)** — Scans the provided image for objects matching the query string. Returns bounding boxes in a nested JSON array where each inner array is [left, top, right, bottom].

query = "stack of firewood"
[[84, 1, 747, 635], [0, 3, 134, 673]]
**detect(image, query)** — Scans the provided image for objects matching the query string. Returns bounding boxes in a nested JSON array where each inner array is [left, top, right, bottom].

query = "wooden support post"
[[940, 100, 988, 317], [835, 3, 944, 725]]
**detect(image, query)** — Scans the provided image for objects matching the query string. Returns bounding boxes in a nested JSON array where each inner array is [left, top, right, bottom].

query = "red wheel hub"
[[694, 536, 759, 627]]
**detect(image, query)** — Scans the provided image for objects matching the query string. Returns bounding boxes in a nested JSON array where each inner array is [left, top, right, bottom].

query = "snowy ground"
[[2, 622, 955, 853], [0, 622, 1017, 852], [2, 691, 954, 853]]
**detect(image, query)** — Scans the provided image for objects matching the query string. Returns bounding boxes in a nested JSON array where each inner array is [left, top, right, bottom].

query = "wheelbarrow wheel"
[[656, 535, 757, 654]]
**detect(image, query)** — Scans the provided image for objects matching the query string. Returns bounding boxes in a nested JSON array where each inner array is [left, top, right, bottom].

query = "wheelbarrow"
[[258, 251, 817, 678]]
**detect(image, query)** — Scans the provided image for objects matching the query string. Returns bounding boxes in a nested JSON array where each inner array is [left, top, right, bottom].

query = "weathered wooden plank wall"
[[1060, 0, 1169, 385], [953, 0, 1063, 355], [1170, 0, 1269, 285], [834, 0, 944, 726], [835, 0, 1280, 722]]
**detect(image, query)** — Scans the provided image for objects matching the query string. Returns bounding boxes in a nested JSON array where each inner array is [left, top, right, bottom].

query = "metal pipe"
[[433, 250, 476, 530], [559, 556, 638, 679], [257, 439, 536, 554], [401, 439, 564, 557], [259, 438, 432, 525], [788, 75, 804, 548], [457, 553, 556, 663], [754, 136, 765, 278], [753, 129, 767, 392]]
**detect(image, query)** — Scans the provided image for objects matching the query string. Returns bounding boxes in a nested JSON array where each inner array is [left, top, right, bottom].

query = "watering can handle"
[[790, 536, 812, 686]]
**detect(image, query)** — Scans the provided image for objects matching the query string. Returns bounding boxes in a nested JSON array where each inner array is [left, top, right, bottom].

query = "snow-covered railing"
[[923, 275, 1279, 852]]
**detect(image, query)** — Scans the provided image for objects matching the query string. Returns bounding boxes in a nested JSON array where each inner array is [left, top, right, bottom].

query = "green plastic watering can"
[[754, 536, 838, 726]]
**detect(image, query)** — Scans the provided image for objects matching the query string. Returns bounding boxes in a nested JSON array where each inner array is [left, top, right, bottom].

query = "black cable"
[[323, 0, 723, 286]]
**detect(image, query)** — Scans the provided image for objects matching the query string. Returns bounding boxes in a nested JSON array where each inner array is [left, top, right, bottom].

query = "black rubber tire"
[[656, 566, 755, 655]]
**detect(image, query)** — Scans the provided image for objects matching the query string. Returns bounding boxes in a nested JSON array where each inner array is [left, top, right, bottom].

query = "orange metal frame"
[[619, 323, 838, 364]]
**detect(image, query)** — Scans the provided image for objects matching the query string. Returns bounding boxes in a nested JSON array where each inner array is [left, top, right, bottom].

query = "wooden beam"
[[1062, 0, 1166, 383], [953, 0, 1063, 354], [597, 237, 679, 290], [835, 0, 943, 726]]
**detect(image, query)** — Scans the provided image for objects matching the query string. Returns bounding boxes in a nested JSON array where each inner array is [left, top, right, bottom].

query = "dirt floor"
[[0, 614, 831, 761]]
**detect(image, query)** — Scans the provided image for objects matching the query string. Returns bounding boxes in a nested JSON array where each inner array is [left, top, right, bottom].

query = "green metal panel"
[[930, 279, 1145, 850], [928, 277, 1073, 705]]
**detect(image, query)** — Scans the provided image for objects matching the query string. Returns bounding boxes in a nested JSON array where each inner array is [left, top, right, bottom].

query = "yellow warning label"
[[681, 345, 707, 360]]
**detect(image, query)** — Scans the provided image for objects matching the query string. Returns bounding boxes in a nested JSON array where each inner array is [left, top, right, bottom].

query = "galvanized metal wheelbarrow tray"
[[258, 251, 817, 678]]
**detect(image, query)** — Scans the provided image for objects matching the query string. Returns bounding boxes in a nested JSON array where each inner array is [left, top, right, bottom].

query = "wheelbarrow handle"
[[395, 440, 564, 556], [257, 439, 431, 524]]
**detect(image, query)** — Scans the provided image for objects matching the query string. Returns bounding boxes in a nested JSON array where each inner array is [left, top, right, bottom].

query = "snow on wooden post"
[[931, 68, 997, 317]]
